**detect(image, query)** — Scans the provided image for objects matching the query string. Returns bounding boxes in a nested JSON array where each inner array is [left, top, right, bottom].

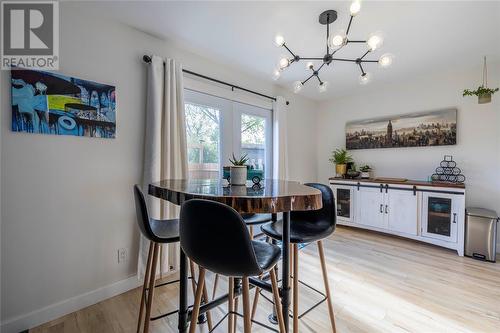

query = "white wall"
[[0, 2, 318, 331], [0, 4, 167, 330], [316, 63, 500, 246]]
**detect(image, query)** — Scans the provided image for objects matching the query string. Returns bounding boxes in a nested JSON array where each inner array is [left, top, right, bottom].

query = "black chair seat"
[[261, 218, 334, 244], [241, 213, 273, 226], [150, 218, 180, 243], [252, 240, 281, 271]]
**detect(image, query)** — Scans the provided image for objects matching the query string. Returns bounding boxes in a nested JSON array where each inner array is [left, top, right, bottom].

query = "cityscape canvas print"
[[346, 109, 457, 150], [11, 68, 116, 138]]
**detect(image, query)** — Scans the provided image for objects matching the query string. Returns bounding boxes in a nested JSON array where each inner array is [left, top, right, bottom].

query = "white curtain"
[[272, 96, 289, 180], [139, 55, 188, 278]]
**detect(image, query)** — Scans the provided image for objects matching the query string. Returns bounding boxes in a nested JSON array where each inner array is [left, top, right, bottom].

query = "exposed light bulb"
[[329, 30, 347, 48], [318, 81, 329, 93], [378, 53, 394, 68], [350, 0, 361, 16], [293, 81, 303, 93], [359, 73, 371, 85], [279, 57, 290, 69], [367, 32, 384, 51], [274, 35, 285, 47], [306, 62, 314, 70], [272, 69, 281, 80]]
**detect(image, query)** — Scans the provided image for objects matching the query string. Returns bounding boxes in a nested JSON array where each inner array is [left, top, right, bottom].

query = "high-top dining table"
[[149, 179, 322, 333]]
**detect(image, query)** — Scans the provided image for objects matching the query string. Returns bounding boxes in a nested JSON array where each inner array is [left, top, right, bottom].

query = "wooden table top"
[[149, 179, 322, 213]]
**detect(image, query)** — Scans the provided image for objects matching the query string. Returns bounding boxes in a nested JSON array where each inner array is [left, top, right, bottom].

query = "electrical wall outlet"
[[118, 248, 127, 263]]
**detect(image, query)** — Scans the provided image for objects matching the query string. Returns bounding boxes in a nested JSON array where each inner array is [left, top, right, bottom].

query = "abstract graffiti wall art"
[[346, 109, 457, 150], [11, 68, 116, 138]]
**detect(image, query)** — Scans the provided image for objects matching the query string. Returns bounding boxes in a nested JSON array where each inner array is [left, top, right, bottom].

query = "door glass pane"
[[337, 189, 351, 218], [241, 113, 266, 179], [427, 197, 452, 236], [185, 103, 220, 179]]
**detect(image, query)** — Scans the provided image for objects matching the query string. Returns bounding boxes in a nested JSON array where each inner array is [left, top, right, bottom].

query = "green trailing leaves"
[[463, 86, 499, 97]]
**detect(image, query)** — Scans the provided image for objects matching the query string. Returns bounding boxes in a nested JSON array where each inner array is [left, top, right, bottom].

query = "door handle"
[[380, 204, 383, 213], [385, 205, 388, 214], [453, 213, 457, 223]]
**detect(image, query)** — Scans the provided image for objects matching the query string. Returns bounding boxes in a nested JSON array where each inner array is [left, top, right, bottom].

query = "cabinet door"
[[357, 187, 386, 229], [421, 193, 459, 242], [386, 189, 418, 235], [332, 185, 355, 223]]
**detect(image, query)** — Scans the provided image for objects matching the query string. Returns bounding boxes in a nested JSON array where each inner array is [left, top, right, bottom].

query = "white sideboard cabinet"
[[330, 178, 466, 256]]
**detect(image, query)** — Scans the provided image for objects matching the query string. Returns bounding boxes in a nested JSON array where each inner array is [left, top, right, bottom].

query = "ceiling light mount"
[[273, 2, 393, 93], [318, 10, 338, 25]]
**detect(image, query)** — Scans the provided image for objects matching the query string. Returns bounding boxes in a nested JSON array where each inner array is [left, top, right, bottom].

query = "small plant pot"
[[335, 164, 347, 177], [229, 185, 247, 196], [478, 93, 492, 104], [361, 171, 372, 179], [229, 166, 247, 185]]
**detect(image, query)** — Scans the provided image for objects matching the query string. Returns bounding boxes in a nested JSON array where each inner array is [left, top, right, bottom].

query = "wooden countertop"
[[329, 177, 465, 189]]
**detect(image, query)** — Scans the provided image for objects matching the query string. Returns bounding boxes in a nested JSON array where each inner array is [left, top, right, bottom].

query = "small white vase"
[[230, 166, 247, 186], [361, 171, 372, 179]]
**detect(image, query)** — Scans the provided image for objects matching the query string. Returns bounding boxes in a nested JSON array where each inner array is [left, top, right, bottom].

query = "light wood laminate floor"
[[31, 226, 500, 333]]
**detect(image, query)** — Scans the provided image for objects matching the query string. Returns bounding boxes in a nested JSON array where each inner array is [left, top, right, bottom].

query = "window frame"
[[183, 89, 273, 179]]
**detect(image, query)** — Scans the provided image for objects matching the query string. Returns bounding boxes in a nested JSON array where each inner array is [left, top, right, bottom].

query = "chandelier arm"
[[360, 60, 378, 63], [330, 44, 344, 56], [346, 16, 354, 36], [358, 63, 366, 75], [360, 50, 370, 60], [317, 62, 326, 72], [283, 44, 296, 58], [332, 58, 357, 62], [301, 57, 324, 60], [346, 40, 366, 44], [316, 75, 323, 85], [302, 73, 315, 85]]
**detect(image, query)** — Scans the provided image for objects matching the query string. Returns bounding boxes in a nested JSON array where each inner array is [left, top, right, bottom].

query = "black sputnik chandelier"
[[272, 1, 394, 93]]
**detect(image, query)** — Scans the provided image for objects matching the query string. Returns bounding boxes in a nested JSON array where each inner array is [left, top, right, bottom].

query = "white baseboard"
[[1, 275, 142, 333]]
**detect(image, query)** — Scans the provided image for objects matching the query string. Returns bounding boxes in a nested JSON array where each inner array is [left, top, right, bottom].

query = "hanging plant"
[[463, 56, 499, 104]]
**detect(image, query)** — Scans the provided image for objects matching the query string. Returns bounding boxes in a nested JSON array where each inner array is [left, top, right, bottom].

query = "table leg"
[[282, 211, 291, 332], [269, 213, 279, 325], [178, 248, 188, 333]]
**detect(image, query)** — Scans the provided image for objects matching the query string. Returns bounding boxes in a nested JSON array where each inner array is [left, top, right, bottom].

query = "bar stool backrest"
[[180, 199, 262, 277], [134, 184, 158, 243], [291, 183, 336, 231]]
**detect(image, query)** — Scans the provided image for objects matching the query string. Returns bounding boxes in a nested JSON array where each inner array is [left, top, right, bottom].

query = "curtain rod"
[[142, 55, 289, 105]]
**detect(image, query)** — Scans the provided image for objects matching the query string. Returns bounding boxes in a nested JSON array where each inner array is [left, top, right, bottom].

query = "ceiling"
[[80, 1, 500, 101]]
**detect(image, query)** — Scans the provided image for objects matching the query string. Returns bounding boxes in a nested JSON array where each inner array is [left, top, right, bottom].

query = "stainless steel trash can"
[[465, 208, 498, 262]]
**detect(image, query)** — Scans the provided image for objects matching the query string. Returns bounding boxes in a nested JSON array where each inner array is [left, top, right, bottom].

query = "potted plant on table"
[[329, 148, 353, 178], [359, 165, 373, 179], [228, 153, 249, 185]]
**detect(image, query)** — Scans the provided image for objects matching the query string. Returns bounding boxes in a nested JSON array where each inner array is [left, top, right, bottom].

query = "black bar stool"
[[180, 199, 285, 333], [211, 213, 273, 301], [260, 183, 337, 333], [133, 185, 212, 333]]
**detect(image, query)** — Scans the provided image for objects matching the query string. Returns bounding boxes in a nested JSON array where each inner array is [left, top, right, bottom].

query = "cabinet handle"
[[385, 205, 388, 214], [380, 204, 383, 213], [385, 184, 389, 193], [453, 213, 457, 223]]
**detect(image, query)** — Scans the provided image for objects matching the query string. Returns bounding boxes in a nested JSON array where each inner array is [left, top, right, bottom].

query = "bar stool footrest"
[[207, 311, 279, 333], [260, 277, 327, 319], [144, 276, 197, 322]]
